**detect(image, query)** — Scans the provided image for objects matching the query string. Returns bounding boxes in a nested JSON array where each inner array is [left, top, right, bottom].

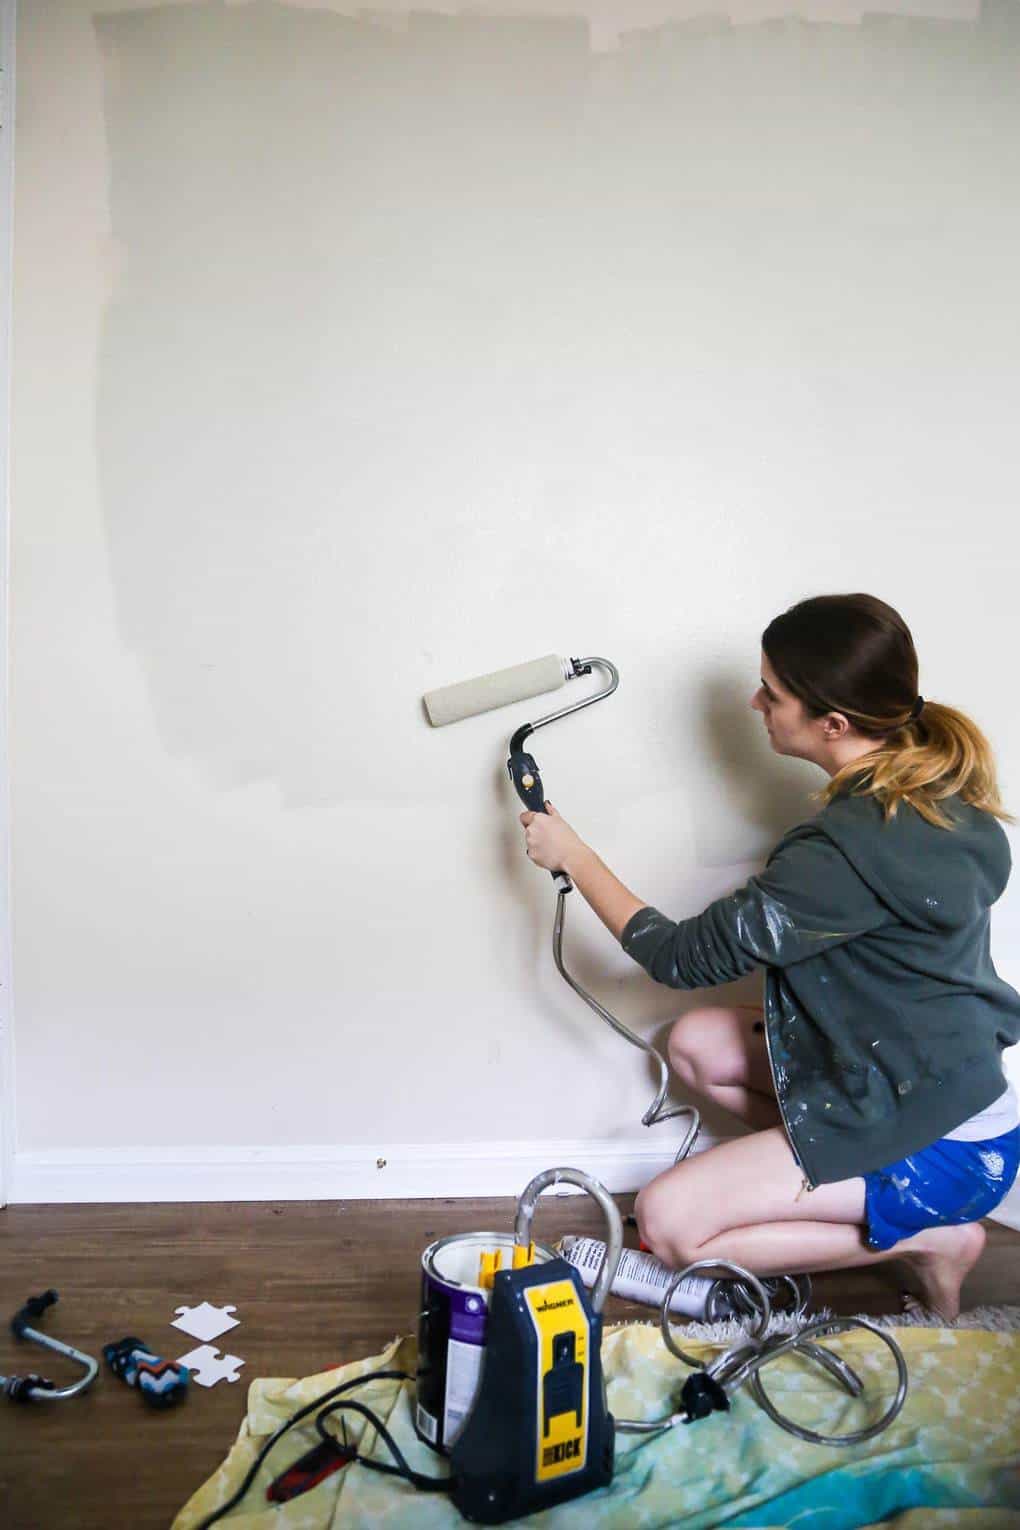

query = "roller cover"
[[423, 654, 570, 727]]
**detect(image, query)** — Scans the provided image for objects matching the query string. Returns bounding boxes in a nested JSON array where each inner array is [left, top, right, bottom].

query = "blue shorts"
[[863, 1125, 1020, 1252]]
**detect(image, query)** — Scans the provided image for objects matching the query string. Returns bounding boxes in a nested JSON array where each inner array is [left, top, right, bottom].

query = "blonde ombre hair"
[[762, 593, 1014, 831]]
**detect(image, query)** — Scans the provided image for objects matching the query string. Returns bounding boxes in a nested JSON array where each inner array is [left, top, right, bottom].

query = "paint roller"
[[422, 651, 699, 1150], [422, 653, 576, 729], [423, 654, 619, 887]]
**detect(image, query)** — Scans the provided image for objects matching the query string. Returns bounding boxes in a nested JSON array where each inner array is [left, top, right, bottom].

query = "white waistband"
[[943, 1080, 1020, 1142]]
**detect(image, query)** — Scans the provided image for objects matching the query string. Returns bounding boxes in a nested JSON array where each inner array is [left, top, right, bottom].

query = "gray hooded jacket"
[[620, 786, 1020, 1186]]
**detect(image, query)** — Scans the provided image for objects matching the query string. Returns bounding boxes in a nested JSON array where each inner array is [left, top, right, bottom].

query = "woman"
[[519, 593, 1020, 1321]]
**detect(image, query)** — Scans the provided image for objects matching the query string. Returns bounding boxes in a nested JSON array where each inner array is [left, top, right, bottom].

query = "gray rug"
[[860, 1302, 1020, 1332], [656, 1303, 1020, 1342]]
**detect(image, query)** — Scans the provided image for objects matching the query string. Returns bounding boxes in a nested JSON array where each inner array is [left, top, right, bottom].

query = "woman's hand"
[[519, 801, 588, 874], [520, 805, 646, 939]]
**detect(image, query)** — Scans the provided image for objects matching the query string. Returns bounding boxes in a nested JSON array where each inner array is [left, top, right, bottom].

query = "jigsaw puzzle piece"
[[175, 1344, 245, 1388], [171, 1302, 240, 1343]]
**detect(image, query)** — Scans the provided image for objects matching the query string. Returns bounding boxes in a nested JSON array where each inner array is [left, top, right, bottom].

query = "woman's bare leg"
[[635, 1125, 986, 1322], [667, 1004, 781, 1131]]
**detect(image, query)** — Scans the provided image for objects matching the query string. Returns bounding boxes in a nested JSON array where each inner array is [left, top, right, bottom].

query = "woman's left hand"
[[519, 801, 588, 873]]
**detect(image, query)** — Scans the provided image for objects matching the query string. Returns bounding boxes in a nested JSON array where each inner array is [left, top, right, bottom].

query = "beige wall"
[[10, 0, 1020, 1200]]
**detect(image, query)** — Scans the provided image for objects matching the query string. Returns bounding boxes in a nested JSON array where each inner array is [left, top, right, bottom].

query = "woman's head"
[[753, 593, 1012, 829]]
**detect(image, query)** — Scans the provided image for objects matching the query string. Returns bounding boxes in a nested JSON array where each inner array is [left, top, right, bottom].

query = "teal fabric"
[[620, 787, 1020, 1186], [723, 1461, 1020, 1528]]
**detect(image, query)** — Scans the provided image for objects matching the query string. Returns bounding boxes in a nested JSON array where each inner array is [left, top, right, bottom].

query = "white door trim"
[[0, 0, 16, 1209]]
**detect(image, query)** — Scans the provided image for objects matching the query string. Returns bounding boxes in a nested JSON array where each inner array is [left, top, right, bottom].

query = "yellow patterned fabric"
[[173, 1321, 1020, 1528]]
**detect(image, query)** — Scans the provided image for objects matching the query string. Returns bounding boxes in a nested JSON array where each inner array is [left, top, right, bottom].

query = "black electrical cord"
[[190, 1368, 450, 1528], [313, 1397, 452, 1491]]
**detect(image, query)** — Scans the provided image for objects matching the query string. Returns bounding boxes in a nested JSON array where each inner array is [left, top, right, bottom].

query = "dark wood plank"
[[1, 1200, 1017, 1530]]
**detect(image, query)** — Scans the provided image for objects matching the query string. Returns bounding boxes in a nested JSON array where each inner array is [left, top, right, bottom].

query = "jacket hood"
[[808, 786, 1012, 933]]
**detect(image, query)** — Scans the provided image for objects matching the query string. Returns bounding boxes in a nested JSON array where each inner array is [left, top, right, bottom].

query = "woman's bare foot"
[[894, 1220, 987, 1323]]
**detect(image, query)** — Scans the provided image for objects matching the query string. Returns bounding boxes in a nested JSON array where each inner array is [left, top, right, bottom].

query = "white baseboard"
[[0, 0, 17, 1212], [12, 1136, 1019, 1237], [9, 1133, 722, 1204]]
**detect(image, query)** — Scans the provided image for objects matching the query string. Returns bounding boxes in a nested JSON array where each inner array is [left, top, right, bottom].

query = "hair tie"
[[908, 695, 925, 722]]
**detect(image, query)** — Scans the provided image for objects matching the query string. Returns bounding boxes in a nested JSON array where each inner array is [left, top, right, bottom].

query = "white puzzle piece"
[[176, 1345, 245, 1388], [171, 1302, 240, 1343]]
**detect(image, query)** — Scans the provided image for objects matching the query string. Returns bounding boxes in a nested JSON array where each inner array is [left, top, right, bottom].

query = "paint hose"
[[553, 888, 700, 1150], [514, 1166, 624, 1315], [521, 1171, 909, 1448], [614, 1258, 908, 1446]]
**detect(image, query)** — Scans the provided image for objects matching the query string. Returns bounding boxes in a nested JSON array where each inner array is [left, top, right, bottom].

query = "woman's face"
[[751, 649, 873, 776], [751, 650, 812, 757]]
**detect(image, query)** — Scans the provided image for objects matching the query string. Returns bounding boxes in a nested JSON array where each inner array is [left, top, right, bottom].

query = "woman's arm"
[[562, 844, 647, 942], [521, 806, 894, 989], [519, 803, 647, 940]]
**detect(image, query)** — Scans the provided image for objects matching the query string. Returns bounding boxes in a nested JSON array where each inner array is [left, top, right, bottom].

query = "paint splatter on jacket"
[[620, 786, 1020, 1186]]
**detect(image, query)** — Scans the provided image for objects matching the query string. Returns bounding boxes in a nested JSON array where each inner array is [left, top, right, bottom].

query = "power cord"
[[313, 1396, 451, 1490], [191, 1368, 450, 1527]]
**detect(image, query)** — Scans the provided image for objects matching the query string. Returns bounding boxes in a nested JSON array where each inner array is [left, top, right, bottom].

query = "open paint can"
[[415, 1231, 555, 1453]]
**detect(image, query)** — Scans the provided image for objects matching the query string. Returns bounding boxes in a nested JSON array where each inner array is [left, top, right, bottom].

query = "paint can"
[[415, 1231, 555, 1453]]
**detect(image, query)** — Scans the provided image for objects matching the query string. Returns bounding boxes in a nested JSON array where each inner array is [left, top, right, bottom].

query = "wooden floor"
[[1, 1199, 1018, 1530]]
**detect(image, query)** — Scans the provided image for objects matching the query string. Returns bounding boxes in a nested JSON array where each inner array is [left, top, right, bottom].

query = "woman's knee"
[[634, 1171, 704, 1267], [667, 1005, 751, 1090]]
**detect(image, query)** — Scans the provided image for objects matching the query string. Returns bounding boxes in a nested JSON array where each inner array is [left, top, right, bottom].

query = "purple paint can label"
[[415, 1232, 553, 1454]]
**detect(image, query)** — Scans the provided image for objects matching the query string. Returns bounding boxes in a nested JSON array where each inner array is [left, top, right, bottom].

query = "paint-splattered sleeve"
[[619, 827, 893, 988]]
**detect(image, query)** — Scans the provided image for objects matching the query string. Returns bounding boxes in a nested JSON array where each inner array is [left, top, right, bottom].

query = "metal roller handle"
[[515, 1167, 623, 1315], [508, 657, 618, 896], [4, 1329, 100, 1402], [509, 657, 620, 749], [3, 1292, 99, 1403]]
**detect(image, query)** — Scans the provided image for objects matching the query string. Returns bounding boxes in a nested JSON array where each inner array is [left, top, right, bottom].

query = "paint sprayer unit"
[[416, 1166, 908, 1524], [428, 1162, 905, 1523], [193, 1162, 910, 1528]]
